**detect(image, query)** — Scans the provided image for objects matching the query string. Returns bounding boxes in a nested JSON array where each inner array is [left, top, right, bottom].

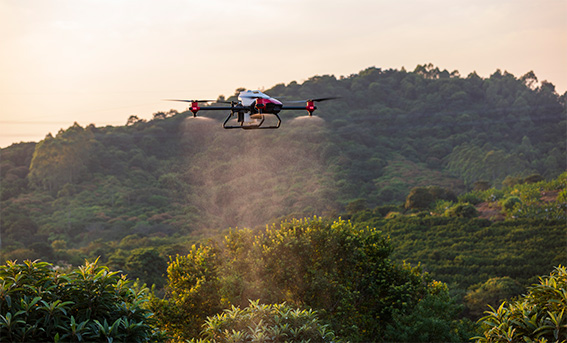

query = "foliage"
[[151, 217, 465, 342], [475, 266, 567, 342], [2, 66, 565, 250], [383, 281, 476, 342], [149, 244, 224, 341], [405, 187, 436, 210], [349, 175, 566, 299], [192, 300, 339, 342], [124, 248, 168, 289], [0, 259, 163, 342], [28, 123, 95, 194], [465, 277, 524, 318], [405, 186, 457, 210], [444, 202, 479, 218], [501, 196, 521, 213], [0, 65, 565, 340]]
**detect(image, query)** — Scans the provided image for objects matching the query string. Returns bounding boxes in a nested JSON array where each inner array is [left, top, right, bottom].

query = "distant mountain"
[[1, 64, 565, 263]]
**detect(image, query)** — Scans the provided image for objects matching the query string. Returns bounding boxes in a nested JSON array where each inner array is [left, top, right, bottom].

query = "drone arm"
[[280, 106, 309, 110], [190, 105, 246, 116], [197, 106, 236, 111], [281, 102, 317, 116]]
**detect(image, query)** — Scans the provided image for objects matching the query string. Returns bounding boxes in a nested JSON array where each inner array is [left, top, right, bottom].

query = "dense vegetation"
[[0, 64, 565, 340], [474, 266, 567, 342], [351, 175, 566, 287], [2, 260, 564, 342], [149, 217, 472, 342], [0, 259, 163, 342], [2, 65, 564, 255], [192, 301, 340, 342]]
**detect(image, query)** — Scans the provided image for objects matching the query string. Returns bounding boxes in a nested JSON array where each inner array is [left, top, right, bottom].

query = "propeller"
[[164, 99, 215, 103], [165, 99, 239, 105], [311, 97, 339, 102], [284, 96, 339, 103]]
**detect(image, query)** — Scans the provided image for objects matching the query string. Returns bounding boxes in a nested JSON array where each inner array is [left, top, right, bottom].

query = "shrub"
[[192, 300, 339, 342], [444, 203, 479, 218], [501, 196, 522, 212], [458, 192, 483, 205], [152, 218, 456, 341], [405, 187, 435, 210], [464, 277, 524, 318], [475, 266, 567, 342], [0, 259, 163, 342], [384, 281, 476, 342]]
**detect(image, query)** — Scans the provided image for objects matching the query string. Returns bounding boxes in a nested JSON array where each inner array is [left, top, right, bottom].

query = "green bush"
[[444, 203, 479, 218], [501, 196, 522, 212], [458, 192, 483, 205], [384, 281, 476, 342], [0, 259, 163, 342], [192, 300, 339, 342], [464, 277, 524, 318], [152, 218, 460, 342], [475, 266, 567, 342]]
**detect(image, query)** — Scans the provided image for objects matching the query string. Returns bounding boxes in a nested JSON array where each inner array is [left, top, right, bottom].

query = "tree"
[[152, 218, 461, 342], [345, 198, 367, 214], [28, 123, 94, 193], [444, 203, 479, 218], [0, 259, 163, 342], [193, 300, 339, 342], [124, 248, 168, 289], [150, 244, 224, 341], [153, 112, 167, 120], [473, 180, 491, 191], [127, 115, 145, 125], [384, 281, 475, 342], [464, 277, 524, 318], [405, 187, 435, 210], [475, 266, 567, 342]]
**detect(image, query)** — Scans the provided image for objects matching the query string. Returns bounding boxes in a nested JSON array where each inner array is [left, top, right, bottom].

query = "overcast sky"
[[1, 0, 566, 148]]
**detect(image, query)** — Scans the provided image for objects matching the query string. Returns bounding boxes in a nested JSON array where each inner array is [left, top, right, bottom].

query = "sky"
[[1, 0, 566, 148]]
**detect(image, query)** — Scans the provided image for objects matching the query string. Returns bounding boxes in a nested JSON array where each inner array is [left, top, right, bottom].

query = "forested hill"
[[1, 64, 565, 258]]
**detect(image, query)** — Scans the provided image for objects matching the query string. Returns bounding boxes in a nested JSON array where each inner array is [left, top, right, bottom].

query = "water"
[[290, 115, 326, 126], [179, 115, 338, 232]]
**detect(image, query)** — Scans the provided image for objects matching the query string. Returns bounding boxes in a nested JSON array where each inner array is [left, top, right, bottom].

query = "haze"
[[1, 0, 565, 148]]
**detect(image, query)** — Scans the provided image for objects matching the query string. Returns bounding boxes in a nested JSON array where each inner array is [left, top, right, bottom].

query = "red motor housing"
[[306, 100, 316, 116], [190, 101, 200, 117]]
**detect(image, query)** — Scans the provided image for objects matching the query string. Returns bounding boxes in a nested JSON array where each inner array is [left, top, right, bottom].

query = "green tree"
[[0, 259, 163, 342], [124, 248, 168, 289], [444, 203, 479, 218], [465, 277, 524, 318], [475, 266, 567, 342], [501, 196, 522, 213], [405, 187, 435, 210], [28, 123, 94, 193], [152, 218, 460, 342], [150, 244, 224, 342], [193, 300, 339, 342], [383, 281, 475, 342]]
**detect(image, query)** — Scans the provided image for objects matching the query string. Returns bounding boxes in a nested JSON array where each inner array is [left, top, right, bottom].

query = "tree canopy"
[[150, 217, 470, 342]]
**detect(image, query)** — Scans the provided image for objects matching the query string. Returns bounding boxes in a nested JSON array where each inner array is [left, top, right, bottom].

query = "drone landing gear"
[[223, 112, 281, 130]]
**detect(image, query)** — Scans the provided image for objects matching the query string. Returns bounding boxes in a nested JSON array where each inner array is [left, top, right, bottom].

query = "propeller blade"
[[164, 99, 216, 103], [214, 100, 238, 104], [283, 96, 339, 103], [311, 97, 340, 102]]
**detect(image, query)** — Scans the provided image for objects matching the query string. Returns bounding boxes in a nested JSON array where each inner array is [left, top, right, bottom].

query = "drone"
[[168, 90, 337, 129]]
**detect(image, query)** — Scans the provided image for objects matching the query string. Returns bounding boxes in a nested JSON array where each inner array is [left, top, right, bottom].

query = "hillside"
[[1, 64, 565, 298]]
